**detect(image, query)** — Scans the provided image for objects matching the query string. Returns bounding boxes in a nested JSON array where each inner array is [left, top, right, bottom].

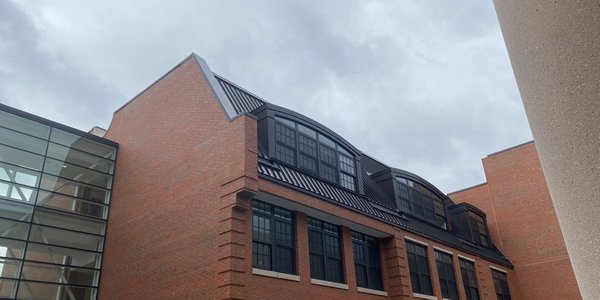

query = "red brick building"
[[95, 54, 520, 300], [449, 142, 581, 300]]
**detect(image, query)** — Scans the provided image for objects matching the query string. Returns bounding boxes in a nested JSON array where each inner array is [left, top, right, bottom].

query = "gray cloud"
[[1, 0, 532, 192]]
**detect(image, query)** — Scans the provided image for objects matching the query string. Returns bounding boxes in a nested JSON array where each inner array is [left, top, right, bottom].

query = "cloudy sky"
[[0, 0, 532, 193]]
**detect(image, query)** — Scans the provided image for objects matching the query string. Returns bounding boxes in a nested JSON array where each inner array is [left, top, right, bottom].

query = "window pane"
[[43, 158, 112, 189], [0, 199, 33, 222], [318, 134, 336, 148], [275, 122, 296, 147], [50, 129, 115, 160], [40, 174, 110, 204], [29, 225, 103, 252], [340, 173, 355, 191], [17, 281, 97, 300], [407, 241, 432, 295], [297, 124, 316, 138], [252, 215, 271, 243], [339, 154, 355, 175], [0, 278, 17, 299], [0, 181, 37, 204], [252, 242, 271, 270], [320, 164, 337, 183], [36, 191, 108, 219], [274, 246, 294, 274], [0, 162, 41, 187], [319, 144, 337, 166], [33, 208, 106, 235], [0, 219, 29, 240], [0, 126, 47, 155], [46, 143, 114, 174], [274, 117, 295, 128], [21, 261, 99, 286], [0, 238, 26, 259], [0, 144, 44, 171], [275, 144, 295, 165], [298, 134, 317, 157], [310, 253, 325, 280], [0, 258, 21, 278], [0, 110, 50, 139], [26, 243, 102, 269]]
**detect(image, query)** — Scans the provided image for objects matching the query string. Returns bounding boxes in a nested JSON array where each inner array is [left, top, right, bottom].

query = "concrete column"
[[493, 1, 600, 298]]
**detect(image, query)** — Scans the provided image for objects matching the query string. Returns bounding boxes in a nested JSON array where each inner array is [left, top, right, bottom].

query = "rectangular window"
[[492, 269, 511, 300], [252, 200, 295, 274], [435, 251, 458, 300], [308, 218, 343, 283], [469, 212, 489, 248], [275, 121, 296, 165], [406, 241, 433, 295], [460, 259, 480, 300], [352, 231, 383, 290]]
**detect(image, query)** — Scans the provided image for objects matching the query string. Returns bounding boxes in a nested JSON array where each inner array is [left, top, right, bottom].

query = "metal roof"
[[214, 74, 266, 115], [257, 155, 512, 267], [213, 71, 513, 268]]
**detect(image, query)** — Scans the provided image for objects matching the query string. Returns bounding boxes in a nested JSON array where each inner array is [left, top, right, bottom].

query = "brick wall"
[[99, 56, 258, 299], [449, 142, 581, 300], [98, 55, 520, 299]]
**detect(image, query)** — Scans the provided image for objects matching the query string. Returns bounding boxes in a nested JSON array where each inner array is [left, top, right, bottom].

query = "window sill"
[[310, 278, 348, 290], [357, 287, 388, 297], [252, 268, 300, 282], [413, 292, 437, 300]]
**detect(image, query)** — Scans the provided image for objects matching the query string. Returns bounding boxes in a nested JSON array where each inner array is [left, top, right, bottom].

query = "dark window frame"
[[307, 217, 344, 283], [406, 240, 433, 296], [491, 269, 511, 300], [460, 258, 480, 300], [468, 212, 489, 248], [396, 177, 447, 229], [252, 200, 296, 274], [434, 250, 458, 300], [352, 231, 383, 291], [273, 116, 357, 191]]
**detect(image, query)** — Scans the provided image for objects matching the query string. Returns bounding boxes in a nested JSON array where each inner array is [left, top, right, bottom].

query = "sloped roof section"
[[214, 74, 266, 115], [257, 154, 513, 268]]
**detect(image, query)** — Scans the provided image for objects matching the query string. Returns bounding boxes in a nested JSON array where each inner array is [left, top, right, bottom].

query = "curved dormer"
[[370, 168, 450, 229], [448, 203, 491, 248], [254, 103, 363, 194]]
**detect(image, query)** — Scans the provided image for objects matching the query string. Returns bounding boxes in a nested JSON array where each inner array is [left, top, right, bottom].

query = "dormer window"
[[395, 177, 447, 229], [273, 116, 357, 191], [468, 211, 489, 248]]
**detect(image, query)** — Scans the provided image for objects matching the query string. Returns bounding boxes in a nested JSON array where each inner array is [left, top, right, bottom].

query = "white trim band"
[[357, 287, 388, 297], [252, 268, 300, 282], [458, 254, 475, 262], [490, 266, 508, 273], [433, 246, 454, 255], [413, 292, 438, 300], [405, 236, 429, 246], [310, 279, 348, 290]]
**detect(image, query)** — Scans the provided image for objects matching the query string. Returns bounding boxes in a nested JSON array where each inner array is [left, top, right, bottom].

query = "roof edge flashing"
[[191, 54, 238, 120]]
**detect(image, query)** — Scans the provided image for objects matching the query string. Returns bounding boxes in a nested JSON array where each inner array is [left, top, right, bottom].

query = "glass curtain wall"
[[0, 109, 116, 300]]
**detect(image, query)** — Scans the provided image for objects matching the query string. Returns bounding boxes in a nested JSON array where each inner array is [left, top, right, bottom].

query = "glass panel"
[[252, 242, 271, 270], [36, 191, 108, 219], [0, 181, 37, 203], [40, 174, 110, 204], [0, 219, 30, 240], [0, 199, 33, 222], [274, 117, 295, 128], [29, 225, 103, 252], [46, 143, 114, 174], [21, 261, 99, 286], [0, 162, 41, 187], [17, 281, 97, 300], [0, 127, 48, 155], [0, 278, 17, 299], [50, 128, 115, 160], [33, 208, 106, 235], [297, 124, 316, 138], [0, 144, 44, 171], [0, 238, 26, 259], [26, 243, 102, 269], [318, 134, 336, 148], [0, 258, 20, 278], [0, 110, 50, 139], [43, 158, 112, 189]]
